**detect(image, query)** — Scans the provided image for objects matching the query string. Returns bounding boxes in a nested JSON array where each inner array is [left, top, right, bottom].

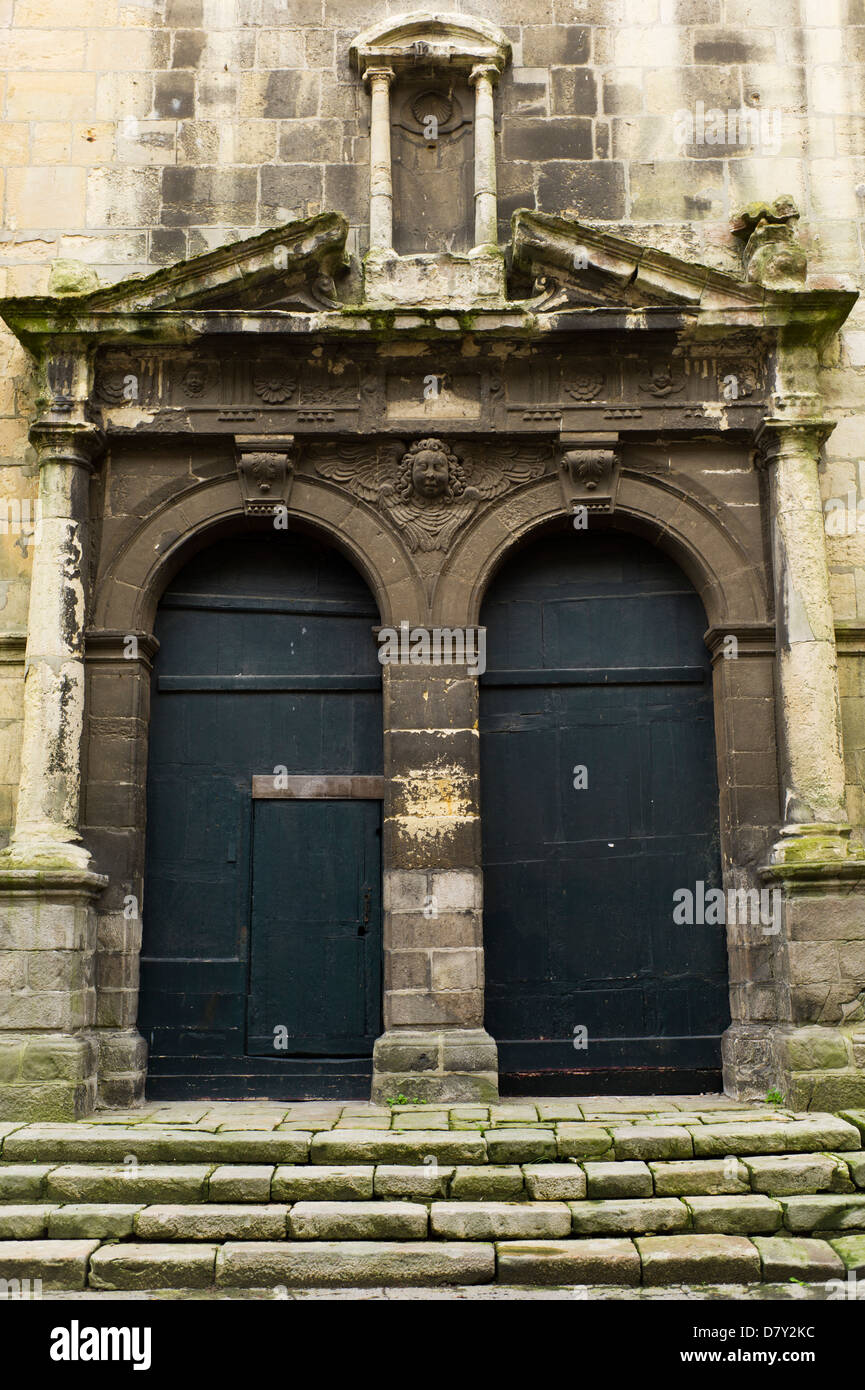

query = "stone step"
[[1, 1191, 863, 1244], [1, 1114, 860, 1167], [1, 1232, 862, 1291], [3, 1151, 864, 1206]]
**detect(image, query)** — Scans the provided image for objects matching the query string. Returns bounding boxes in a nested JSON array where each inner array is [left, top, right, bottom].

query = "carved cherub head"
[[398, 438, 465, 503]]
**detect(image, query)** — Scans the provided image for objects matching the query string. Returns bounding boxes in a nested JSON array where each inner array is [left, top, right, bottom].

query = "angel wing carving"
[[460, 442, 551, 499], [313, 443, 388, 502]]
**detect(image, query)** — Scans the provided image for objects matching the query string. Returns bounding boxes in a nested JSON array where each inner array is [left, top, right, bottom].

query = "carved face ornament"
[[399, 438, 462, 505]]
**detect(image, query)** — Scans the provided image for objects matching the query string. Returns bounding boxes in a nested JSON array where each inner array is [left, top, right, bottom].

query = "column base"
[[95, 1028, 148, 1109], [372, 1028, 499, 1104], [768, 821, 864, 867], [0, 1031, 97, 1121], [723, 1021, 865, 1110], [0, 864, 106, 1120]]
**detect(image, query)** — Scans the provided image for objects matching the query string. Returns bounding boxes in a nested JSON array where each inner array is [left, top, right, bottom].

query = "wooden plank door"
[[479, 528, 729, 1092], [246, 799, 382, 1055]]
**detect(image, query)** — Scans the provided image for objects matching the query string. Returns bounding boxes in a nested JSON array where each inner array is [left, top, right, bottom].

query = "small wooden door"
[[479, 528, 729, 1093], [247, 799, 382, 1055]]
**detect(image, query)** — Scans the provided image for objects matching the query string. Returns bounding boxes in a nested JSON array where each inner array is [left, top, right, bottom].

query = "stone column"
[[372, 649, 498, 1102], [7, 419, 103, 869], [756, 419, 852, 861], [0, 414, 106, 1120], [469, 64, 500, 250], [364, 65, 395, 253], [732, 418, 865, 1112]]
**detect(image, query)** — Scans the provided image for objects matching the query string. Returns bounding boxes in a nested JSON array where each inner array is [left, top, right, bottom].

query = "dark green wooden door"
[[140, 531, 383, 1099], [247, 799, 382, 1055], [479, 529, 728, 1094]]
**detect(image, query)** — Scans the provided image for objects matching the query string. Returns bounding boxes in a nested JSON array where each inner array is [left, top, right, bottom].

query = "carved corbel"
[[559, 433, 620, 515], [235, 434, 296, 516]]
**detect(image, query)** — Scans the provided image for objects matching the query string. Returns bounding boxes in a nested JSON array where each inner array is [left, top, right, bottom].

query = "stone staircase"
[[2, 1097, 865, 1294]]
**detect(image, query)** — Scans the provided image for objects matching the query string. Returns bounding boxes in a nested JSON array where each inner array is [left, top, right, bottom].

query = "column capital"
[[29, 417, 104, 471], [363, 64, 395, 87], [469, 61, 501, 87], [754, 417, 836, 468]]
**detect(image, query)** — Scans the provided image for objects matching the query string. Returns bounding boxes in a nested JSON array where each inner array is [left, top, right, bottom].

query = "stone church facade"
[[1, 3, 865, 1120]]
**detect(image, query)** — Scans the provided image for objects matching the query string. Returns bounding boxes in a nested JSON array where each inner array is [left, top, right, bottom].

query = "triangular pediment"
[[509, 210, 768, 311], [1, 212, 349, 328]]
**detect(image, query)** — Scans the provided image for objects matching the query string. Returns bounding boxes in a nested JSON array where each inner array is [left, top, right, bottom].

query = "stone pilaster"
[[372, 652, 498, 1103], [0, 411, 106, 1119]]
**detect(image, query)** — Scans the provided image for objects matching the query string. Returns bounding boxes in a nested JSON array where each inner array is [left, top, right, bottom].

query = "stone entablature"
[[89, 341, 770, 440]]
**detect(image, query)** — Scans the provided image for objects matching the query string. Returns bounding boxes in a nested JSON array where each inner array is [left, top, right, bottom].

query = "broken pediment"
[[0, 213, 350, 345], [509, 209, 772, 312]]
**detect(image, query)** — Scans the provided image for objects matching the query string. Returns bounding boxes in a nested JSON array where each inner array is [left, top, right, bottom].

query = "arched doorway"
[[479, 526, 729, 1094], [139, 529, 384, 1099]]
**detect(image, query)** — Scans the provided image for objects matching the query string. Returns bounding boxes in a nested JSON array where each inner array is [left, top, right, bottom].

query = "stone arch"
[[93, 471, 427, 636], [432, 467, 771, 631]]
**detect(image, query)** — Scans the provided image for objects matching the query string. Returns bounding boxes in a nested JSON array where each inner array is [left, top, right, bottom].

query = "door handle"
[[359, 885, 371, 936]]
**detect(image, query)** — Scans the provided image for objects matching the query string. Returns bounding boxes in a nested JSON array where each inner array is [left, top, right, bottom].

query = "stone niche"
[[350, 11, 512, 307], [392, 77, 474, 256]]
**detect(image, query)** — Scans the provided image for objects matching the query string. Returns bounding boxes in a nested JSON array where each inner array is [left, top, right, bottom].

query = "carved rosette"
[[235, 435, 296, 516]]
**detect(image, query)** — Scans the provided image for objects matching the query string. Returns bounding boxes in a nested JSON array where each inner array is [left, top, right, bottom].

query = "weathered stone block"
[[828, 1233, 865, 1272], [0, 1238, 98, 1291], [570, 1198, 690, 1236], [682, 1194, 782, 1234], [310, 1130, 485, 1165], [584, 1162, 653, 1199], [496, 1238, 640, 1286], [215, 1240, 495, 1287], [612, 1126, 693, 1161], [374, 1164, 453, 1198], [689, 1117, 861, 1156], [89, 1242, 218, 1290], [753, 1235, 845, 1281], [744, 1154, 852, 1196], [136, 1204, 289, 1241], [0, 1163, 52, 1200], [48, 1204, 143, 1239], [430, 1201, 571, 1240], [523, 1164, 587, 1200], [484, 1128, 557, 1163], [287, 1201, 427, 1240], [0, 1204, 57, 1238], [44, 1164, 213, 1204], [449, 1165, 524, 1200], [637, 1234, 761, 1285], [650, 1159, 751, 1196], [780, 1194, 865, 1232], [555, 1124, 614, 1159]]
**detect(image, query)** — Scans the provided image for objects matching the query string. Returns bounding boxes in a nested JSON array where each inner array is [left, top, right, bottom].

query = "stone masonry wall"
[[2, 0, 865, 843]]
